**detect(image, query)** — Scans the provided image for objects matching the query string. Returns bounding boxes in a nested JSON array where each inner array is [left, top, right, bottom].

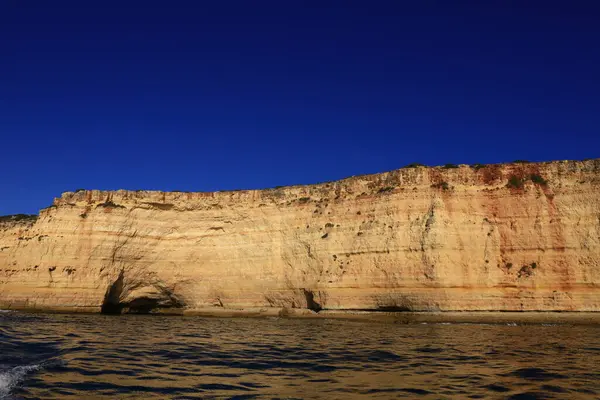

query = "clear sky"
[[1, 1, 598, 215]]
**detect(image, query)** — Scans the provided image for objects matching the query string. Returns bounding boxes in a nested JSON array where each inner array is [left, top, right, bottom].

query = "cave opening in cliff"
[[302, 289, 323, 313], [124, 297, 162, 314], [101, 271, 125, 314], [101, 301, 124, 314]]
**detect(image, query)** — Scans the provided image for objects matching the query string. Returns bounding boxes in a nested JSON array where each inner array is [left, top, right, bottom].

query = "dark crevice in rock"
[[101, 270, 125, 314], [142, 202, 174, 210], [373, 305, 412, 312], [344, 308, 413, 313], [302, 289, 322, 312], [96, 201, 126, 209], [421, 203, 436, 280], [373, 293, 414, 312]]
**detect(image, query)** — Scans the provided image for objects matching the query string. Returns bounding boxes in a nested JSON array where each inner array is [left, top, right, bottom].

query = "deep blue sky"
[[1, 1, 599, 215]]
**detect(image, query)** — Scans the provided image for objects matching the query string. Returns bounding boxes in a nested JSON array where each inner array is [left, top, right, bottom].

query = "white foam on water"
[[0, 364, 40, 399]]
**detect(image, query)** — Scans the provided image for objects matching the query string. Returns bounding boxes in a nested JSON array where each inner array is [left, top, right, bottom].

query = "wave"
[[0, 363, 40, 399]]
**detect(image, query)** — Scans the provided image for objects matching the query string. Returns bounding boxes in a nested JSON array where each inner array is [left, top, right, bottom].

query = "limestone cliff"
[[1, 159, 599, 314]]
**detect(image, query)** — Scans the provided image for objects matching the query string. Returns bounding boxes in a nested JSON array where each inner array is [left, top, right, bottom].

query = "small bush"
[[431, 181, 450, 190], [74, 188, 86, 193], [442, 163, 459, 169], [378, 186, 394, 193], [471, 163, 486, 170], [325, 223, 334, 228], [530, 174, 547, 186], [0, 214, 38, 223], [403, 163, 426, 168], [506, 176, 524, 189], [513, 160, 530, 164], [531, 262, 537, 269], [518, 264, 534, 278], [321, 233, 329, 239], [298, 197, 311, 203]]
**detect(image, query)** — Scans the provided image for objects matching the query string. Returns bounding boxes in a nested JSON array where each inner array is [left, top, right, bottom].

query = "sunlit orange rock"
[[1, 159, 598, 313]]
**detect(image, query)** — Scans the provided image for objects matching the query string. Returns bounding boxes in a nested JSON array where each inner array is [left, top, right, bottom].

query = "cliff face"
[[1, 160, 599, 314]]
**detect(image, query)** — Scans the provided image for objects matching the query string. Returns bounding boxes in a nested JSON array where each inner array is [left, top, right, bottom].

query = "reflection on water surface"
[[1, 313, 599, 399]]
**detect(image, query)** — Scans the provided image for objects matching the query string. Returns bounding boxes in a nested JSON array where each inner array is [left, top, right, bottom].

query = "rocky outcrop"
[[1, 160, 599, 314]]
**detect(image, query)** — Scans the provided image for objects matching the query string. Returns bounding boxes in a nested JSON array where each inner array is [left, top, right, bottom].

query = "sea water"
[[1, 312, 599, 399]]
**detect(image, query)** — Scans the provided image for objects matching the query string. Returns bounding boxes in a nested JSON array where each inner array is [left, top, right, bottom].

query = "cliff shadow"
[[302, 289, 323, 312], [372, 293, 414, 312], [101, 270, 125, 314], [100, 270, 186, 315]]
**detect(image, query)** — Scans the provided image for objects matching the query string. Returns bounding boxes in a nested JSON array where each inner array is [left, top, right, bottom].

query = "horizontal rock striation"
[[1, 159, 599, 314]]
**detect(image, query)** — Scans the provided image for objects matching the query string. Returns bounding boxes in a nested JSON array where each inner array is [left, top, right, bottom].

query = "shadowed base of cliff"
[[175, 308, 600, 325]]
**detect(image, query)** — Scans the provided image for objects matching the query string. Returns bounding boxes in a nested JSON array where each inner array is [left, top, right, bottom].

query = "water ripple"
[[0, 313, 598, 399]]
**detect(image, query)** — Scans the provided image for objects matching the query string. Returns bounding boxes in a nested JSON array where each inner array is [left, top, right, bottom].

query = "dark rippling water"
[[1, 312, 599, 399]]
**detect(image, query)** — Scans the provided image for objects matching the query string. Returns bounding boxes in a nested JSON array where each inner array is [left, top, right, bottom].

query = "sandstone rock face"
[[1, 160, 599, 313]]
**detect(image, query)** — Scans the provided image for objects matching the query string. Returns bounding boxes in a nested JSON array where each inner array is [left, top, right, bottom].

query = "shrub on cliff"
[[402, 163, 426, 168], [518, 263, 537, 278], [506, 176, 524, 189], [442, 163, 459, 169], [530, 174, 548, 186], [470, 163, 487, 170], [431, 182, 450, 191], [0, 214, 38, 223]]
